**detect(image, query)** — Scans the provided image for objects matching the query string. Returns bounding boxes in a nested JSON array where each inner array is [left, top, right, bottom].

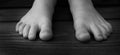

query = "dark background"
[[0, 0, 120, 21], [0, 0, 120, 8]]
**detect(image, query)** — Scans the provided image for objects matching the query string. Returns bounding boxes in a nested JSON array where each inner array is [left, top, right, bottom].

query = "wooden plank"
[[0, 20, 120, 55]]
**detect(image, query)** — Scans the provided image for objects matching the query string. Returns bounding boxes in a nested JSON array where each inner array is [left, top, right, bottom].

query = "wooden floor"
[[0, 7, 120, 55]]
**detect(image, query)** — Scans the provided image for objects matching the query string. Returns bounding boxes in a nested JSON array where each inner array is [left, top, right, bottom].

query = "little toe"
[[97, 25, 108, 39], [16, 22, 22, 32], [18, 23, 26, 35], [39, 25, 52, 40], [23, 25, 30, 38], [102, 22, 112, 33], [100, 24, 112, 39], [90, 24, 104, 41], [28, 25, 38, 40], [106, 22, 112, 33]]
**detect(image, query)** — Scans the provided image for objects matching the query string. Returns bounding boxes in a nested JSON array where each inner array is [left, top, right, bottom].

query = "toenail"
[[76, 34, 90, 41], [19, 32, 22, 35], [41, 30, 51, 33], [96, 35, 103, 41], [40, 33, 52, 41], [23, 36, 27, 39], [28, 36, 36, 40], [16, 29, 19, 32], [29, 33, 34, 35], [29, 38, 35, 40], [23, 34, 27, 38]]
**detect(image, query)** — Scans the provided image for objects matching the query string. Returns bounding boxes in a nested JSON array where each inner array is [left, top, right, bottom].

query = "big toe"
[[75, 26, 90, 41], [76, 32, 90, 41], [39, 25, 52, 40]]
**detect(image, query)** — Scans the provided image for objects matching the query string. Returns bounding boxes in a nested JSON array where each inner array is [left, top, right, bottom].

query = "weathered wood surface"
[[0, 6, 120, 55], [0, 20, 120, 55]]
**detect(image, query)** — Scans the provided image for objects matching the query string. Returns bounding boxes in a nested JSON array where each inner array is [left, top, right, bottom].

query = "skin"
[[16, 0, 56, 40], [68, 0, 112, 41], [16, 0, 112, 41]]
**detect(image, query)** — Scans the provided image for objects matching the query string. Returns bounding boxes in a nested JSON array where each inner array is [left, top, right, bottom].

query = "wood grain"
[[0, 20, 120, 55], [0, 6, 120, 55]]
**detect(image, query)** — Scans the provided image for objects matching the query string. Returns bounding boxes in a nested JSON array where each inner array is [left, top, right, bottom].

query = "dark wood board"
[[0, 19, 120, 55]]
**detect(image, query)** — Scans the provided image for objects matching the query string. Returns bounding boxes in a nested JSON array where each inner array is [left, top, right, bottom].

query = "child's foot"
[[69, 0, 112, 41], [16, 0, 55, 40]]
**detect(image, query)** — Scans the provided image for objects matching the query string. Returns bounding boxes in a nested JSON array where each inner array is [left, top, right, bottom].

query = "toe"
[[23, 25, 30, 38], [39, 25, 52, 40], [75, 25, 90, 41], [76, 32, 90, 41], [102, 22, 112, 33], [90, 24, 104, 41], [18, 23, 26, 35], [101, 22, 112, 37], [28, 25, 38, 40], [16, 22, 22, 32], [105, 22, 112, 33], [97, 25, 108, 39]]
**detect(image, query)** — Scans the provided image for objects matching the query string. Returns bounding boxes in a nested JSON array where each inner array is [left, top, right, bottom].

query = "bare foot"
[[69, 0, 112, 41], [16, 0, 56, 40]]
